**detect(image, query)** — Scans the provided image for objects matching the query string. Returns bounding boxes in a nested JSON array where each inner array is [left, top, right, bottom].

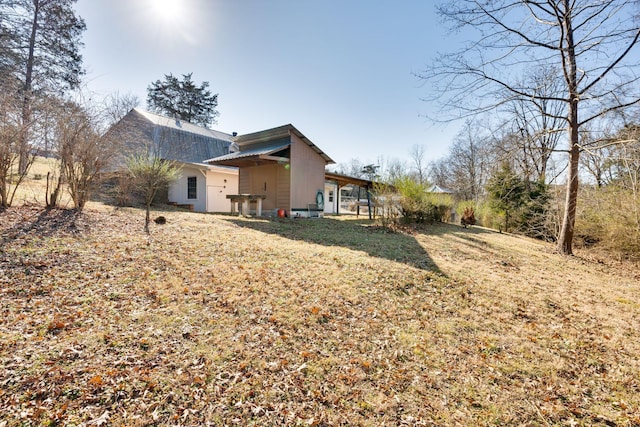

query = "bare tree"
[[444, 119, 493, 201], [497, 66, 566, 183], [428, 157, 453, 191], [0, 82, 30, 208], [421, 0, 640, 255], [409, 144, 428, 184], [375, 155, 409, 184], [330, 158, 366, 178], [100, 91, 140, 131], [43, 96, 121, 210]]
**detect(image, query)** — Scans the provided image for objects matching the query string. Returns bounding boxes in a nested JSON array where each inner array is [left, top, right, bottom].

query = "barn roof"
[[108, 108, 233, 165], [132, 109, 231, 140]]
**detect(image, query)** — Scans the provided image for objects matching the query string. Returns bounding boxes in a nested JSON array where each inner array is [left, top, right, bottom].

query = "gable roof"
[[105, 108, 233, 165], [206, 124, 334, 166], [428, 184, 452, 194]]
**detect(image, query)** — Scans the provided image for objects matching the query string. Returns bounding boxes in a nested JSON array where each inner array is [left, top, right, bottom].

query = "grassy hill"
[[1, 197, 639, 425]]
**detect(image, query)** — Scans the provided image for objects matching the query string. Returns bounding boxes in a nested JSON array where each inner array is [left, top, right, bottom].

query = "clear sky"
[[75, 0, 461, 168]]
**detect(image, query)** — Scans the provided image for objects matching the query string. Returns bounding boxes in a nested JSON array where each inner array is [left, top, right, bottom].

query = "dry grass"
[[1, 194, 639, 425]]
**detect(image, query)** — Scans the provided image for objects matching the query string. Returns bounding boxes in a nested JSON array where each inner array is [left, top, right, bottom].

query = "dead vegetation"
[[1, 203, 639, 426]]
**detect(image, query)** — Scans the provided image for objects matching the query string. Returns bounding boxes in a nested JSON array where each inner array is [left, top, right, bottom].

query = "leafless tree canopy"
[[423, 1, 640, 123], [420, 0, 640, 254]]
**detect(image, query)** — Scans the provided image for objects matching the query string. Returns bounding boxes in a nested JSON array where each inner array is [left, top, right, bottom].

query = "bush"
[[576, 185, 640, 260], [461, 206, 476, 228], [375, 177, 454, 226]]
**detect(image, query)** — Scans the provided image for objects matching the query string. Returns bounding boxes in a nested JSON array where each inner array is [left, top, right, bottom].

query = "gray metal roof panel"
[[205, 140, 290, 163], [134, 108, 234, 142]]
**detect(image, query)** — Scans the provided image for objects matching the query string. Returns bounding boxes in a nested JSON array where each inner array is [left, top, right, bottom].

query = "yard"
[[1, 202, 639, 426]]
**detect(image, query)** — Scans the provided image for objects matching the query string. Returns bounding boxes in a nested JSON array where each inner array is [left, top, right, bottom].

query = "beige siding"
[[290, 133, 326, 209], [253, 164, 277, 210], [238, 164, 290, 211], [276, 163, 291, 210], [239, 169, 251, 194], [205, 168, 239, 212]]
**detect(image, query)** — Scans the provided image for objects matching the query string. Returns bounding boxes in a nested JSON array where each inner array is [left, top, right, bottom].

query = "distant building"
[[427, 184, 452, 194]]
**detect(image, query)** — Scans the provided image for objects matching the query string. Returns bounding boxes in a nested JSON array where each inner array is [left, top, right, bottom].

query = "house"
[[107, 109, 360, 217], [206, 124, 334, 217], [427, 184, 452, 194], [104, 108, 239, 212]]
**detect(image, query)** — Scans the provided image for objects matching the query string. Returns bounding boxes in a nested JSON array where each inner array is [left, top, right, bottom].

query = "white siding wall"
[[206, 169, 239, 212], [168, 165, 239, 213], [168, 165, 207, 212]]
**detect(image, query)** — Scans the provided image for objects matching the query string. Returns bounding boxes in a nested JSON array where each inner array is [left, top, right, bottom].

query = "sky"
[[75, 0, 462, 169]]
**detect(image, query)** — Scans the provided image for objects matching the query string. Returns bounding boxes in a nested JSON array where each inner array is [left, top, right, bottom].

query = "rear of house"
[[206, 124, 333, 216]]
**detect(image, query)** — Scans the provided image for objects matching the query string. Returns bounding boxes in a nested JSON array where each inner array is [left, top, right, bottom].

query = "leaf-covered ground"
[[1, 204, 639, 426]]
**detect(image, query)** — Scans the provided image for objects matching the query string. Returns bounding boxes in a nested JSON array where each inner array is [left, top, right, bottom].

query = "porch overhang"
[[207, 155, 290, 168], [204, 140, 291, 167]]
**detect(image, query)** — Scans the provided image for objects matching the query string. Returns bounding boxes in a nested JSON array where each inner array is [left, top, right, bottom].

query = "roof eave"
[[235, 124, 335, 165]]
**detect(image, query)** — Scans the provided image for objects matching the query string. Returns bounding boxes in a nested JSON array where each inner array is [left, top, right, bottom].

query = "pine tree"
[[147, 73, 219, 127]]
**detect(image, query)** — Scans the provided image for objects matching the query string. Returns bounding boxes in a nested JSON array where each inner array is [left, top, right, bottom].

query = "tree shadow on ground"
[[416, 221, 533, 262], [425, 222, 502, 246], [0, 206, 86, 247], [222, 216, 444, 275]]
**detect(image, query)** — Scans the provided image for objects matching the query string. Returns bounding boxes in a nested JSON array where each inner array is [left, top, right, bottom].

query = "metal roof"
[[134, 108, 233, 142], [204, 140, 290, 164], [115, 108, 233, 164], [428, 184, 452, 193], [234, 124, 334, 164]]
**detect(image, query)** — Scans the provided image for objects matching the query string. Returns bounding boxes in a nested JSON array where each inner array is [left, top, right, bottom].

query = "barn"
[[104, 108, 239, 213]]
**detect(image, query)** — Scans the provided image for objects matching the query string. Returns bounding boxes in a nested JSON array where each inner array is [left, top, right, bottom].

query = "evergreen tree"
[[486, 164, 526, 233], [487, 163, 552, 238], [0, 0, 86, 173], [147, 73, 219, 127]]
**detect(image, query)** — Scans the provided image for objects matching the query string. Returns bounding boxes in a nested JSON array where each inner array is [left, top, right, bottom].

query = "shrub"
[[376, 177, 454, 226], [461, 206, 476, 228], [576, 185, 640, 260]]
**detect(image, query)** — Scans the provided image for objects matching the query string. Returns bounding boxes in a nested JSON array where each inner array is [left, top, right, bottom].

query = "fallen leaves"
[[1, 205, 639, 425]]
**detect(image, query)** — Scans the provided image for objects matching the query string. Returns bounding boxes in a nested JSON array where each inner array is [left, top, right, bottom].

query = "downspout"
[[199, 168, 208, 211]]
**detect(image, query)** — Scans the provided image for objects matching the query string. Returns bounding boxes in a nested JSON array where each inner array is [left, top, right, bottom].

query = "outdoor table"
[[226, 194, 267, 217]]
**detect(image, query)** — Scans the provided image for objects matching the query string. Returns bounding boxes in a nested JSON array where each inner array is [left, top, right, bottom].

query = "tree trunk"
[[557, 105, 580, 255], [557, 1, 579, 256], [19, 0, 40, 174], [144, 205, 151, 234]]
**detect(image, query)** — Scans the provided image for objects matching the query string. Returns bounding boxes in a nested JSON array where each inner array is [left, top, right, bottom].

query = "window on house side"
[[187, 176, 197, 199]]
